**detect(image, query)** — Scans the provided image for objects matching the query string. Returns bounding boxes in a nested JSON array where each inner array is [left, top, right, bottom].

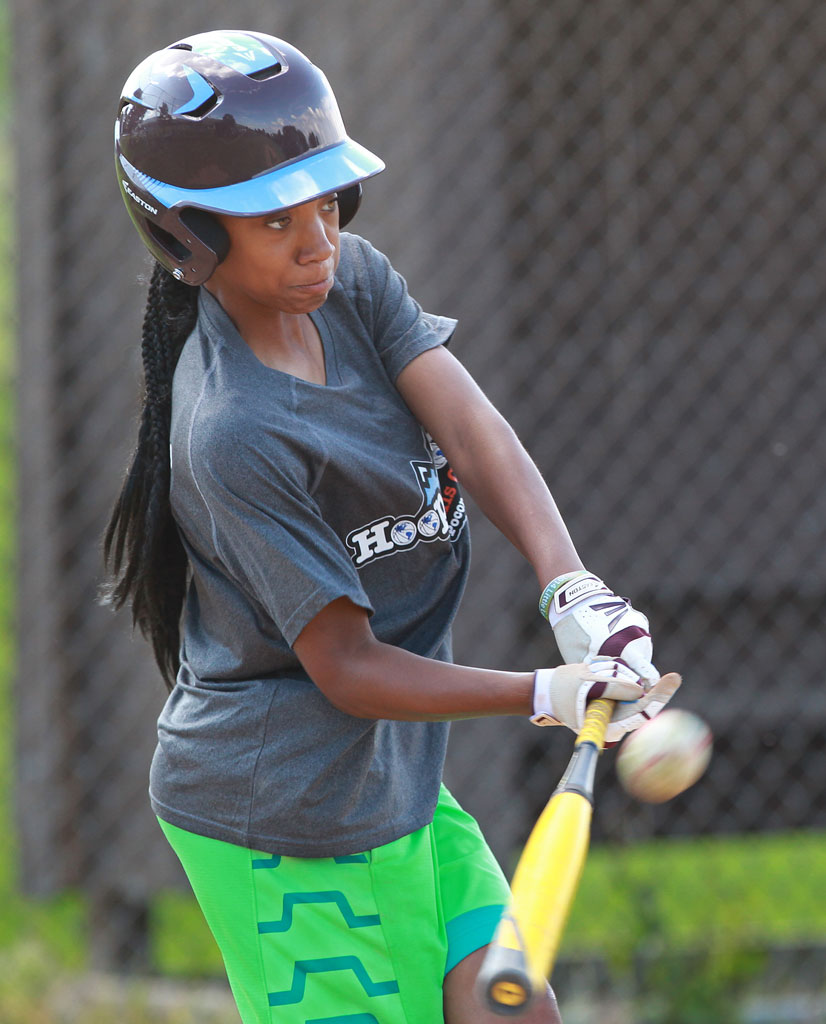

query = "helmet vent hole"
[[247, 62, 283, 81], [170, 42, 193, 51], [181, 94, 219, 119], [147, 221, 191, 262]]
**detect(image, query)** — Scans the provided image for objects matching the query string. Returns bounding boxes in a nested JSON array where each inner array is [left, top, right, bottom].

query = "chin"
[[295, 290, 333, 313]]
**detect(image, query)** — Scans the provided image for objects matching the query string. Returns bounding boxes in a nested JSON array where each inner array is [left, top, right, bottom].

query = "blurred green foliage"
[[565, 830, 826, 955]]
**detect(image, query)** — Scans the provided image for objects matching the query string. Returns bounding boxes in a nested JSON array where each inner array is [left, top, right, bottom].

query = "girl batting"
[[106, 30, 680, 1024]]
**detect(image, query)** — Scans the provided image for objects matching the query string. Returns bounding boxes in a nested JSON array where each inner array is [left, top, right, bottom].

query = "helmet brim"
[[125, 138, 384, 217]]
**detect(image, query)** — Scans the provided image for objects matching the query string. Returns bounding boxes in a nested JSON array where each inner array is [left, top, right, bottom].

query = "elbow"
[[304, 643, 384, 720], [317, 670, 376, 719], [293, 598, 395, 718], [324, 691, 380, 720]]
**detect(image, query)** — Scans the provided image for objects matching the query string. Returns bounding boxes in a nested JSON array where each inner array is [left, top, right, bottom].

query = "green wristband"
[[538, 570, 589, 620]]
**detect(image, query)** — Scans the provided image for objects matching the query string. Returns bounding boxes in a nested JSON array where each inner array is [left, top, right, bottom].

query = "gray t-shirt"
[[149, 233, 470, 856]]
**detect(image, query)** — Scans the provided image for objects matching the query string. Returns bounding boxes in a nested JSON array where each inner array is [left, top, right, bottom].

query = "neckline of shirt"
[[197, 286, 344, 390]]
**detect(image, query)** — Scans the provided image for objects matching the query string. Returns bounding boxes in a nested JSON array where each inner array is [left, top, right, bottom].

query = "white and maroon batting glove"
[[539, 571, 658, 686], [531, 658, 682, 744], [530, 659, 643, 736]]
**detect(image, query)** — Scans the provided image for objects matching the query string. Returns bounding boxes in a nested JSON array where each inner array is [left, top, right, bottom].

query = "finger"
[[645, 672, 682, 700], [638, 672, 682, 716], [586, 678, 644, 702], [583, 657, 642, 700], [621, 654, 658, 684], [640, 662, 660, 684], [607, 631, 655, 678], [606, 711, 648, 738], [585, 657, 641, 684], [596, 621, 650, 658]]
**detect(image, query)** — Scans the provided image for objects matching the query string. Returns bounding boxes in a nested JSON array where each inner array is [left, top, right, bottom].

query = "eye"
[[265, 214, 290, 230], [321, 194, 339, 213]]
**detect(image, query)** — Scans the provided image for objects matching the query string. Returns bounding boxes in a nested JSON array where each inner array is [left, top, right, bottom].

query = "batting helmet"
[[115, 30, 385, 285]]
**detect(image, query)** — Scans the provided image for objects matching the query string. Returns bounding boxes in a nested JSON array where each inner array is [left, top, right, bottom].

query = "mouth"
[[293, 273, 334, 294]]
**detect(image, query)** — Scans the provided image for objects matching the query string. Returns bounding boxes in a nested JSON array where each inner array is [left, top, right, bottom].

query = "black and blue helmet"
[[115, 30, 385, 284]]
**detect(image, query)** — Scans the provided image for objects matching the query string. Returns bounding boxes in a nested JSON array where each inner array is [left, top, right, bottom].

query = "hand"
[[540, 571, 658, 686], [531, 659, 682, 744], [531, 659, 642, 733]]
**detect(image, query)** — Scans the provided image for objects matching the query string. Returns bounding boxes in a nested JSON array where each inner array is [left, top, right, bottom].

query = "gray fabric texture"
[[149, 233, 470, 856]]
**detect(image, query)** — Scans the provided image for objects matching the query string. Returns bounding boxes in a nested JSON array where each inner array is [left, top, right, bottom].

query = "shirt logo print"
[[346, 461, 451, 567]]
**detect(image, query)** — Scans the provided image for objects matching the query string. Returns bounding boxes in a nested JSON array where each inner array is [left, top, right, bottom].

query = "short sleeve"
[[185, 429, 373, 647], [345, 236, 458, 382]]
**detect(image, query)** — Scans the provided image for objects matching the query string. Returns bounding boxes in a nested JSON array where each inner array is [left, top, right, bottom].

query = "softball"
[[616, 709, 712, 803]]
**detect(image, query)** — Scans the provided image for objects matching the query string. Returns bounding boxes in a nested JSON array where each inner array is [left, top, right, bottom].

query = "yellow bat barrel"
[[510, 791, 593, 988], [481, 791, 593, 1012], [477, 698, 612, 1015]]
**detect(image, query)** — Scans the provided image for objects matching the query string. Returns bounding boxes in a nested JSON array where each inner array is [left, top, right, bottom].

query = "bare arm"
[[395, 344, 583, 588], [293, 597, 534, 720]]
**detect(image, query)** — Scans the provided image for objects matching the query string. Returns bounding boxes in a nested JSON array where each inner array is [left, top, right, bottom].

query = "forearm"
[[396, 345, 583, 588], [294, 602, 535, 721], [444, 403, 583, 587], [294, 598, 668, 734]]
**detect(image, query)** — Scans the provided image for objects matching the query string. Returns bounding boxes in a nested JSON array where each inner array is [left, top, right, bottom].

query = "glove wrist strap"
[[530, 668, 561, 726], [538, 570, 590, 620], [540, 571, 612, 624]]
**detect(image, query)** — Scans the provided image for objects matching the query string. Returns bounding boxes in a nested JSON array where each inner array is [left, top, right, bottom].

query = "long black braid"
[[104, 262, 199, 689]]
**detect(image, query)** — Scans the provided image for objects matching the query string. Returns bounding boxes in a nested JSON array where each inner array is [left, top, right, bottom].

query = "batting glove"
[[531, 658, 683, 744], [540, 571, 658, 686]]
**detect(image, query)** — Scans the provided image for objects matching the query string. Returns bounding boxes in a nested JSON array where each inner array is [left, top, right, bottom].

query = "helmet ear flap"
[[337, 184, 362, 228], [179, 208, 230, 264]]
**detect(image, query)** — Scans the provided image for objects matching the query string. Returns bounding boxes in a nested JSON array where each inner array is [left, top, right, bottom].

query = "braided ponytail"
[[104, 262, 199, 689]]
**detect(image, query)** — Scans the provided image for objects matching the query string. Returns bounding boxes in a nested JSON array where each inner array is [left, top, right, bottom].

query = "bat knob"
[[488, 979, 531, 1014], [476, 947, 534, 1016]]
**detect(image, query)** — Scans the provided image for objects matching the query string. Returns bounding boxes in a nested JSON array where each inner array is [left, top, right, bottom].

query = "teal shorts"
[[158, 784, 510, 1024]]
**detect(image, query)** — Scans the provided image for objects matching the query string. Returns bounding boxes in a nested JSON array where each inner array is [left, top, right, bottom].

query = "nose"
[[296, 209, 336, 264]]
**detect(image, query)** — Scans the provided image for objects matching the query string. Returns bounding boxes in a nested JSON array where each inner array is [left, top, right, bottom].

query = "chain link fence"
[[8, 0, 826, 1016]]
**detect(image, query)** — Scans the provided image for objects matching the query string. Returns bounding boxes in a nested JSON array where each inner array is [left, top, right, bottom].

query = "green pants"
[[159, 785, 510, 1023]]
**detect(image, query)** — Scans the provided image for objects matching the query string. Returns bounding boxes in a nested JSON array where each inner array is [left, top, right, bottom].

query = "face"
[[206, 193, 341, 315]]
